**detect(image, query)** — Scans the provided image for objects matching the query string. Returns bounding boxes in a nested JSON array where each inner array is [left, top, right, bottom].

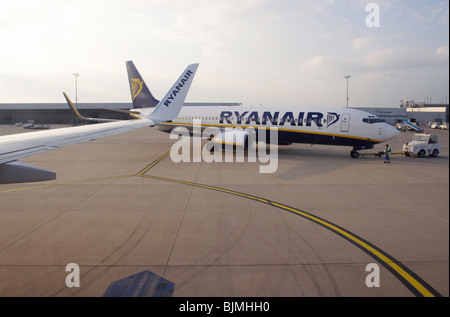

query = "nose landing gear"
[[350, 150, 360, 158], [350, 145, 374, 158]]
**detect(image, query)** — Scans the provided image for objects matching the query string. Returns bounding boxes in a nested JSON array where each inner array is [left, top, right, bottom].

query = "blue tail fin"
[[126, 61, 160, 109]]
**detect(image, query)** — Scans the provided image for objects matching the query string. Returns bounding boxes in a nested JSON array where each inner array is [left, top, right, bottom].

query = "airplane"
[[157, 105, 400, 158], [71, 61, 400, 160], [0, 63, 199, 184], [124, 61, 399, 159]]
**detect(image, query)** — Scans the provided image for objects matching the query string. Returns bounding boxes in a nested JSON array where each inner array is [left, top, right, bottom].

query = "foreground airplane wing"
[[0, 63, 199, 184]]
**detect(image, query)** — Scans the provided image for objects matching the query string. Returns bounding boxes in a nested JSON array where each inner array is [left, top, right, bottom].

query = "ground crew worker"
[[384, 144, 391, 163]]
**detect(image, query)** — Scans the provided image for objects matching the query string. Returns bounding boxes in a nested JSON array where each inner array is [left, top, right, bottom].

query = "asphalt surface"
[[0, 124, 448, 297]]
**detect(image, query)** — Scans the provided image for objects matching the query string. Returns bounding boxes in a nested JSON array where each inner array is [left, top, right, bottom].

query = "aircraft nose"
[[384, 124, 400, 141]]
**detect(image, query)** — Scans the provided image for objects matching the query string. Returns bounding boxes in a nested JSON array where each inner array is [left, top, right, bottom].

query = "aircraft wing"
[[0, 119, 155, 165], [0, 63, 199, 184], [85, 105, 141, 116]]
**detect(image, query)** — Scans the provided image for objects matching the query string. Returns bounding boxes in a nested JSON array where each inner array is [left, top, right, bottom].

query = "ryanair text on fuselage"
[[219, 111, 341, 128]]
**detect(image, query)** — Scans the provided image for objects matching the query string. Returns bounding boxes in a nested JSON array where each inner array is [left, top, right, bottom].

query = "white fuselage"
[[146, 105, 399, 150]]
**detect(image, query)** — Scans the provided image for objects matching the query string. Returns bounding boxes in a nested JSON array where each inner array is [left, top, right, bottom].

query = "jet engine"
[[211, 130, 257, 151]]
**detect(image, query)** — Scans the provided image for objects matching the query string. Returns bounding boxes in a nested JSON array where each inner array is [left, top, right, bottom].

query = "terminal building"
[[354, 104, 448, 126], [398, 99, 448, 125], [0, 102, 241, 125], [0, 99, 448, 126]]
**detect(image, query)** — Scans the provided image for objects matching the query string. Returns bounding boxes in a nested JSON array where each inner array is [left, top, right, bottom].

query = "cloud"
[[352, 37, 373, 49], [411, 1, 449, 25], [0, 0, 448, 107], [362, 47, 449, 70], [304, 55, 335, 69], [436, 45, 449, 57]]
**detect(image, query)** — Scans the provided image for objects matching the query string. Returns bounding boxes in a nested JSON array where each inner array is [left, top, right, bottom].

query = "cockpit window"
[[362, 116, 382, 124]]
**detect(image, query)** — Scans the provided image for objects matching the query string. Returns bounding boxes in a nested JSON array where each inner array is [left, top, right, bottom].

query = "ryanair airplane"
[[122, 61, 399, 159]]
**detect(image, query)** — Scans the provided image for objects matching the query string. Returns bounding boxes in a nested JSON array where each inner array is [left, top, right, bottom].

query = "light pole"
[[345, 75, 351, 108], [73, 73, 79, 107]]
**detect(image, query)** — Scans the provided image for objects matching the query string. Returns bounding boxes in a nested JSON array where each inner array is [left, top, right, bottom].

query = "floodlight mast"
[[73, 73, 79, 107], [345, 75, 351, 108]]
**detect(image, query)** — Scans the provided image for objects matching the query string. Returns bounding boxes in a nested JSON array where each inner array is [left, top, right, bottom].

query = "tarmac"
[[0, 124, 448, 297]]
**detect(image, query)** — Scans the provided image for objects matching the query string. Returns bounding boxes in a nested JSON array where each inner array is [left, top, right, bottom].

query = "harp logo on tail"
[[131, 78, 143, 101]]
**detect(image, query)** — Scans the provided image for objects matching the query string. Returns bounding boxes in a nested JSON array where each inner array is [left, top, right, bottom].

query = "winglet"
[[147, 63, 199, 123], [63, 92, 122, 122], [63, 92, 89, 120]]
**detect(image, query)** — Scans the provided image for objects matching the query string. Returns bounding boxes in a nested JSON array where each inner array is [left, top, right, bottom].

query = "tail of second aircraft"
[[63, 63, 198, 125], [126, 61, 160, 109]]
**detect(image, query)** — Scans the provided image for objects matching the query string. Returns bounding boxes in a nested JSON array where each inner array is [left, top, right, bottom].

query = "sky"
[[0, 0, 448, 107]]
